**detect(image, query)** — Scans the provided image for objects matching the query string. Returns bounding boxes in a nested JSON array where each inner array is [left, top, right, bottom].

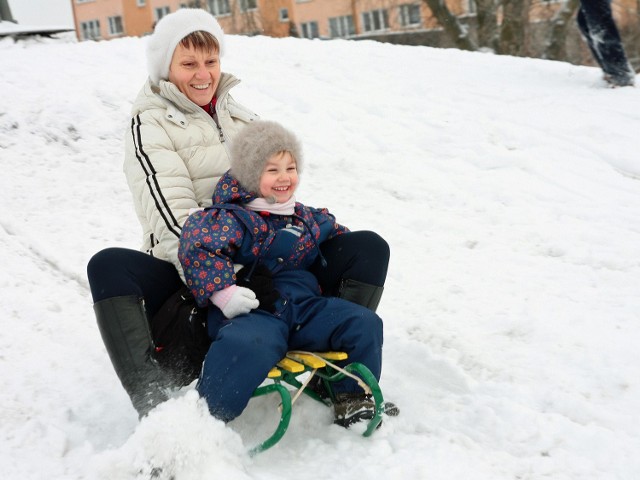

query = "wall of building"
[[69, 0, 639, 70]]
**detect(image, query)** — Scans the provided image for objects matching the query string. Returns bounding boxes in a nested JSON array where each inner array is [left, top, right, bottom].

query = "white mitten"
[[210, 285, 259, 319]]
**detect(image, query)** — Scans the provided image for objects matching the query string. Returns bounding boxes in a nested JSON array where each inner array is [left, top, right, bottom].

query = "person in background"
[[86, 9, 390, 418], [179, 120, 398, 426], [577, 0, 635, 87]]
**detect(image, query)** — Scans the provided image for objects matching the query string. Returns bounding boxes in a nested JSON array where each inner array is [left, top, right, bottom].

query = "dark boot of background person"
[[338, 278, 384, 312], [577, 0, 635, 87], [94, 295, 170, 418]]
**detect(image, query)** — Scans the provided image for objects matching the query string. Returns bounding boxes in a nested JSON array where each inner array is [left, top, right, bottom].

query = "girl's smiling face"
[[259, 151, 299, 203]]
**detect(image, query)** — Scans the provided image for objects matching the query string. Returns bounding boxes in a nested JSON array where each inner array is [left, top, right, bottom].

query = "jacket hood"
[[212, 170, 257, 206]]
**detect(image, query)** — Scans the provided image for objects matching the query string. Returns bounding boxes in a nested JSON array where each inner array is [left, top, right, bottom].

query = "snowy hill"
[[1, 31, 639, 480]]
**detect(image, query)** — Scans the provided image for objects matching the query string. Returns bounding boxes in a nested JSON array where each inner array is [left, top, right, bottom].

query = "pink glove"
[[210, 285, 259, 319]]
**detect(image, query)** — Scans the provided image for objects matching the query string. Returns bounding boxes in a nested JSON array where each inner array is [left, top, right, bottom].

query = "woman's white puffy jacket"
[[124, 73, 257, 278]]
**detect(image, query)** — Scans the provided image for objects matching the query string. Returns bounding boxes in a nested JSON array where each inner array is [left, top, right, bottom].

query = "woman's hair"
[[179, 30, 220, 54]]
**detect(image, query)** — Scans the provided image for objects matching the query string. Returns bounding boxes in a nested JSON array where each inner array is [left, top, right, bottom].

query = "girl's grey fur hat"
[[230, 120, 304, 195], [146, 9, 225, 84]]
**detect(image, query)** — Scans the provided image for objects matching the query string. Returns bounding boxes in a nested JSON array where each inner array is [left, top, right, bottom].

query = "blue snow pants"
[[197, 269, 383, 422]]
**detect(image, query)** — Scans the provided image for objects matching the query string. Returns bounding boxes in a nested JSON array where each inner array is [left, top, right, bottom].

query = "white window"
[[80, 19, 100, 40], [155, 6, 170, 21], [240, 0, 257, 11], [76, 0, 95, 4], [279, 8, 289, 22], [108, 16, 124, 35], [300, 21, 319, 39], [208, 0, 230, 16], [328, 15, 354, 38], [137, 0, 146, 7], [361, 9, 389, 32], [399, 4, 421, 27], [467, 0, 477, 14]]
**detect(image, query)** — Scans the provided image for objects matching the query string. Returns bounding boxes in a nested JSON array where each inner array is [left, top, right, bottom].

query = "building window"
[[240, 0, 257, 11], [80, 19, 100, 40], [328, 15, 355, 38], [467, 0, 476, 14], [362, 9, 389, 32], [137, 0, 146, 6], [208, 0, 230, 16], [279, 8, 289, 22], [300, 21, 319, 39], [155, 6, 170, 21], [108, 16, 124, 35], [399, 4, 421, 27]]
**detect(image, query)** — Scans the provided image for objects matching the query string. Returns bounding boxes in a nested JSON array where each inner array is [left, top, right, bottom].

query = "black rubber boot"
[[94, 295, 170, 418], [333, 393, 400, 428], [338, 278, 384, 312]]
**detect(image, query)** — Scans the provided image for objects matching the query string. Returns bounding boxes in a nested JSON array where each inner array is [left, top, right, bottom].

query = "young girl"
[[178, 120, 397, 426]]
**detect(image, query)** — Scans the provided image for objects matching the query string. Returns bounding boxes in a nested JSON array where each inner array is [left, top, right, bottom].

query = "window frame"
[[328, 15, 355, 38], [361, 9, 389, 33], [108, 15, 124, 36], [80, 19, 101, 40], [300, 21, 319, 39], [154, 6, 171, 21], [399, 4, 421, 27], [240, 0, 258, 12], [208, 0, 231, 16]]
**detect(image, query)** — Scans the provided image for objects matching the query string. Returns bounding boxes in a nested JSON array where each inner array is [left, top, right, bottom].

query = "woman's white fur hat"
[[230, 120, 304, 195], [146, 9, 225, 84]]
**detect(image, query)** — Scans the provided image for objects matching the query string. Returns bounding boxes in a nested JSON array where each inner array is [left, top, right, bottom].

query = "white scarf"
[[245, 196, 296, 215]]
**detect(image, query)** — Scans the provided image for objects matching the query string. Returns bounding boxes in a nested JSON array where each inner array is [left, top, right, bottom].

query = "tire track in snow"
[[0, 220, 90, 294]]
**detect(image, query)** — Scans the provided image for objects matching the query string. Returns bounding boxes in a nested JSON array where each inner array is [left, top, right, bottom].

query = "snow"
[[1, 30, 639, 480]]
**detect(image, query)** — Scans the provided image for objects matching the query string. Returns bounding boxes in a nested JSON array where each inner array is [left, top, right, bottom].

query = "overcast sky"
[[8, 0, 74, 26]]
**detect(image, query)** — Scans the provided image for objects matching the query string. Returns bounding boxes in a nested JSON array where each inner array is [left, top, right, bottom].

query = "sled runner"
[[249, 351, 385, 456]]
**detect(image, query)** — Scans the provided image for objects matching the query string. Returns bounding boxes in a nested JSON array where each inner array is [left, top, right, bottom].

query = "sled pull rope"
[[287, 351, 372, 395], [289, 369, 318, 406]]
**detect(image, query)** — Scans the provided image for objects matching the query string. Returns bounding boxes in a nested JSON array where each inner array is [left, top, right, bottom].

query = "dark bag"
[[150, 285, 210, 387]]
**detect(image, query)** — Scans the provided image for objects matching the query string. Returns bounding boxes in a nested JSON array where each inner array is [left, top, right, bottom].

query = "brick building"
[[70, 0, 638, 57], [70, 0, 475, 41]]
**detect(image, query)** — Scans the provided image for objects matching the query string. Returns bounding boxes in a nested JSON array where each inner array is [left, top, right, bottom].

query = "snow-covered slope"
[[1, 31, 639, 480]]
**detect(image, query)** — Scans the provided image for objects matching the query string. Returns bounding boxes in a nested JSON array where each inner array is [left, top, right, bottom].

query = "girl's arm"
[[178, 209, 242, 307]]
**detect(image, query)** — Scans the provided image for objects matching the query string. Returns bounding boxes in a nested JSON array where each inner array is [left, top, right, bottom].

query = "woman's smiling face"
[[168, 43, 221, 106]]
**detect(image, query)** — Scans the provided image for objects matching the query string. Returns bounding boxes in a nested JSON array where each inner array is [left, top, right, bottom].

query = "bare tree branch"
[[499, 0, 531, 56], [475, 0, 500, 51], [544, 0, 580, 61], [421, 0, 478, 51]]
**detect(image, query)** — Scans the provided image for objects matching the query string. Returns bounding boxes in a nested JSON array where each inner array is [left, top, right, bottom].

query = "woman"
[[87, 8, 389, 418]]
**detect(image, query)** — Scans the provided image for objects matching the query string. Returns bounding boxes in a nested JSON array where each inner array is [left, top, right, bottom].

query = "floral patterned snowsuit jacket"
[[178, 171, 349, 308]]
